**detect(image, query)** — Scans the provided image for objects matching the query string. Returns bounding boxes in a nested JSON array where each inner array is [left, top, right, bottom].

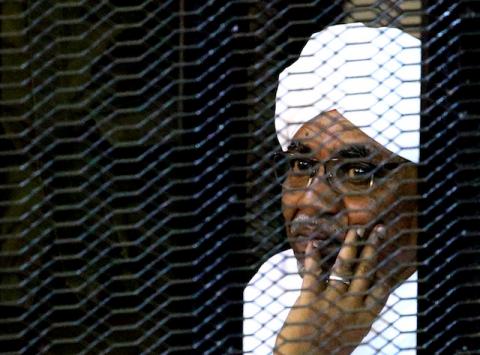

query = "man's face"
[[282, 110, 418, 287]]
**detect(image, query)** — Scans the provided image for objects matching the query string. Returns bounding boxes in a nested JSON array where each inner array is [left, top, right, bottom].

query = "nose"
[[294, 174, 343, 216]]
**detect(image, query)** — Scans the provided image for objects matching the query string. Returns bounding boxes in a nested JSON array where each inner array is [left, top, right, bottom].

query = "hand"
[[274, 225, 388, 355]]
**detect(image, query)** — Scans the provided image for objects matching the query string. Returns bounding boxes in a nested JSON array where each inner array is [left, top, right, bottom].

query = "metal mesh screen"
[[0, 1, 479, 354]]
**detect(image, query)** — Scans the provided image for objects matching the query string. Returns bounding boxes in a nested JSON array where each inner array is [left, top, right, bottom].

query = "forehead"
[[292, 110, 390, 159]]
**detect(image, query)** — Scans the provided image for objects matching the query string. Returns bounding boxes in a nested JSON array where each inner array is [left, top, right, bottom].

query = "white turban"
[[275, 23, 421, 163]]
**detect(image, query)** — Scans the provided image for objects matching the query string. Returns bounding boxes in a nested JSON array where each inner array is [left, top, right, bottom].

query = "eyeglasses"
[[273, 152, 405, 194]]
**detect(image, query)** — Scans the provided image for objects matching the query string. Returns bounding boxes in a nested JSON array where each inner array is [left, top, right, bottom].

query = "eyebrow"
[[332, 144, 372, 159], [286, 141, 372, 159]]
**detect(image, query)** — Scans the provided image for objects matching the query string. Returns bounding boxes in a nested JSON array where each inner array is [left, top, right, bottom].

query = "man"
[[244, 23, 420, 354]]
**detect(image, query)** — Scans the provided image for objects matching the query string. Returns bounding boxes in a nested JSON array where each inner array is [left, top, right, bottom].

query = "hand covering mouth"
[[289, 214, 344, 273], [289, 214, 344, 245]]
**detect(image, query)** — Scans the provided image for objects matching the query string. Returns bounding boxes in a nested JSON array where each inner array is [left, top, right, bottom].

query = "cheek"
[[344, 185, 403, 222], [281, 190, 298, 222], [343, 196, 378, 225]]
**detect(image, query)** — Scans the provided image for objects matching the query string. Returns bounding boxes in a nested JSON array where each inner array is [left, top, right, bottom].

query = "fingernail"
[[356, 228, 365, 239], [376, 225, 386, 240], [312, 240, 320, 249]]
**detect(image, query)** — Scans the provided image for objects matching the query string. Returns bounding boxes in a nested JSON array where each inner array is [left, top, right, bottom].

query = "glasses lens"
[[329, 160, 375, 192], [282, 154, 317, 188], [275, 152, 318, 188]]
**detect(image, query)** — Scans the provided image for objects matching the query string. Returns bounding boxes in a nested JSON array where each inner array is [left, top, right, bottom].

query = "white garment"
[[244, 249, 417, 354], [275, 23, 421, 163]]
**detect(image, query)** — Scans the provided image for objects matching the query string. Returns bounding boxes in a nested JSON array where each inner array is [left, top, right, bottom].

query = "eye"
[[289, 158, 316, 174], [340, 162, 375, 182], [347, 166, 371, 178]]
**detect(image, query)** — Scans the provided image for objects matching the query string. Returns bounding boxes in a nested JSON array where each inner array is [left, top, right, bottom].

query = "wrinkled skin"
[[275, 110, 418, 354]]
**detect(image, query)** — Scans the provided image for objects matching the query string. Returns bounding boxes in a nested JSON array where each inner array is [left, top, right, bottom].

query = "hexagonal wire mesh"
[[1, 0, 479, 354]]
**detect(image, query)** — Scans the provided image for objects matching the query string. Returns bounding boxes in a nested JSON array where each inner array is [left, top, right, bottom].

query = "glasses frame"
[[272, 151, 406, 194]]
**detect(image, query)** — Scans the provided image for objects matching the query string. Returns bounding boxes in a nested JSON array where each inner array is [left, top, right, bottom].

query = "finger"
[[332, 228, 358, 275], [325, 228, 358, 298], [350, 224, 385, 293], [302, 240, 326, 295]]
